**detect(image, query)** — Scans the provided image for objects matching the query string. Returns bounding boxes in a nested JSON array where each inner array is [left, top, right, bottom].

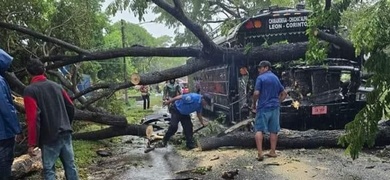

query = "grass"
[[49, 121, 108, 179], [71, 140, 103, 179], [125, 93, 163, 124]]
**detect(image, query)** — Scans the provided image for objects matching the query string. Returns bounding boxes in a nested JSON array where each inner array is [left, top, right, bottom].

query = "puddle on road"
[[112, 145, 188, 180], [88, 136, 192, 180], [88, 104, 191, 180]]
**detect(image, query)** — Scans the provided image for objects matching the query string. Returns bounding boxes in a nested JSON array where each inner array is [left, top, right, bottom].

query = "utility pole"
[[121, 19, 128, 104]]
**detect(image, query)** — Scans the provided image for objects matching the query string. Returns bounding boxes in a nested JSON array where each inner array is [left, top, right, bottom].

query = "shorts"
[[254, 107, 280, 133]]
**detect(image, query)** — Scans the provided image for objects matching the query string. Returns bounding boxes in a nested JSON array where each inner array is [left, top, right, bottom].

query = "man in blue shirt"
[[0, 49, 22, 179], [252, 61, 287, 161], [160, 93, 211, 149]]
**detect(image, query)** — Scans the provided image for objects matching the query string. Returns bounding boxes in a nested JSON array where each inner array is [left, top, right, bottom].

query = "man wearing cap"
[[252, 61, 287, 161], [160, 93, 211, 149]]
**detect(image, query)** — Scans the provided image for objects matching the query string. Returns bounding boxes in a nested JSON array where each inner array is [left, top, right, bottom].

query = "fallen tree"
[[74, 109, 127, 126], [73, 124, 153, 141], [197, 121, 390, 151], [0, 1, 374, 178]]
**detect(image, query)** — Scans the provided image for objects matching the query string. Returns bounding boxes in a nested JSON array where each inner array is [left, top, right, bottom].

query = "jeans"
[[41, 132, 78, 180], [0, 138, 15, 180], [142, 94, 150, 109], [163, 106, 195, 148]]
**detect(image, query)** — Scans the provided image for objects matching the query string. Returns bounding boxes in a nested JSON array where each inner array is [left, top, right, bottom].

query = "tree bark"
[[151, 0, 222, 53], [73, 124, 152, 141], [314, 29, 355, 58], [74, 109, 127, 126], [47, 70, 104, 113], [0, 21, 89, 54], [12, 149, 42, 179], [198, 123, 390, 151], [14, 100, 127, 126], [45, 46, 202, 69]]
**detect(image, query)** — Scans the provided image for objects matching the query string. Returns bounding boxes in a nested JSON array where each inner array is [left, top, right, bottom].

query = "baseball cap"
[[202, 93, 212, 105], [257, 60, 272, 68]]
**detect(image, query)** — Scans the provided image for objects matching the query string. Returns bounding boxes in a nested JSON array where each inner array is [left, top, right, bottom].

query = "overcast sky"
[[102, 0, 175, 38]]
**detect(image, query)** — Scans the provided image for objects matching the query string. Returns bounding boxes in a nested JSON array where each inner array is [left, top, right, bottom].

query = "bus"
[[189, 4, 369, 130]]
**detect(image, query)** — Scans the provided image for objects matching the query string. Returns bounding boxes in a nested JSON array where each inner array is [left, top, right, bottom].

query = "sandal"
[[256, 154, 264, 161], [265, 153, 278, 158]]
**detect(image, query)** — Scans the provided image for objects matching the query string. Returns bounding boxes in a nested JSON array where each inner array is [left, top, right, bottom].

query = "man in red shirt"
[[24, 59, 78, 180]]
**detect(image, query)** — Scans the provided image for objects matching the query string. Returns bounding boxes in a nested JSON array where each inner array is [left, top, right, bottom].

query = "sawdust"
[[179, 148, 249, 167], [266, 152, 322, 180], [179, 148, 326, 180]]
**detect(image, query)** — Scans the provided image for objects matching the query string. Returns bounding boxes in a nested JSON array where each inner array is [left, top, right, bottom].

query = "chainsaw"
[[144, 125, 206, 153]]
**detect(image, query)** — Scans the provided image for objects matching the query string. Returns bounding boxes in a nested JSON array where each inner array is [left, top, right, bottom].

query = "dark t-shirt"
[[164, 83, 181, 98]]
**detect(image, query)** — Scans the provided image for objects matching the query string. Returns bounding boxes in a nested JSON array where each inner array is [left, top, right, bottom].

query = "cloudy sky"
[[102, 0, 175, 38]]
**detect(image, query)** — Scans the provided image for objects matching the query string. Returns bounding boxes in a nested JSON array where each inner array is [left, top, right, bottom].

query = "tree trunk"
[[73, 124, 152, 141], [74, 109, 127, 126], [198, 123, 390, 151], [12, 149, 42, 179]]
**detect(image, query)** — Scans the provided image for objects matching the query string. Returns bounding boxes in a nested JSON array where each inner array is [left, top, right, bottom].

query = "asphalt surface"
[[86, 103, 390, 180]]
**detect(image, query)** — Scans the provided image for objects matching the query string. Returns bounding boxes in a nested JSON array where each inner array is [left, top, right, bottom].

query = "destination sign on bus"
[[268, 16, 308, 30]]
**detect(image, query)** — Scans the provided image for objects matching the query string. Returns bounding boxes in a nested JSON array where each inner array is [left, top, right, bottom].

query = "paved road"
[[87, 103, 390, 180]]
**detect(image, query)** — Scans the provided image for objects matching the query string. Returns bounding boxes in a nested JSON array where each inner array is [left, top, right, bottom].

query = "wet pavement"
[[111, 142, 190, 180], [87, 132, 194, 180], [86, 102, 390, 180], [87, 103, 190, 180]]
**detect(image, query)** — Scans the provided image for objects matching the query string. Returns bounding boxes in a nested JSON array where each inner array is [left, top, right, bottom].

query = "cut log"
[[12, 148, 42, 179], [73, 125, 152, 140], [198, 122, 390, 151], [130, 73, 141, 85]]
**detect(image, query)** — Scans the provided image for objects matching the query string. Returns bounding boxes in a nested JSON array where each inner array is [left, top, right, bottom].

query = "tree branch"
[[73, 125, 151, 140], [74, 109, 127, 126], [151, 0, 221, 53], [4, 72, 27, 95], [226, 0, 249, 13], [79, 91, 113, 109], [70, 65, 78, 91], [173, 0, 184, 15], [47, 70, 73, 90], [44, 46, 202, 69], [78, 58, 216, 108], [46, 70, 104, 113], [68, 37, 356, 102], [4, 74, 127, 126], [71, 82, 121, 100], [0, 21, 90, 55], [200, 19, 228, 24], [314, 29, 355, 57], [212, 0, 241, 19], [325, 0, 332, 11]]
